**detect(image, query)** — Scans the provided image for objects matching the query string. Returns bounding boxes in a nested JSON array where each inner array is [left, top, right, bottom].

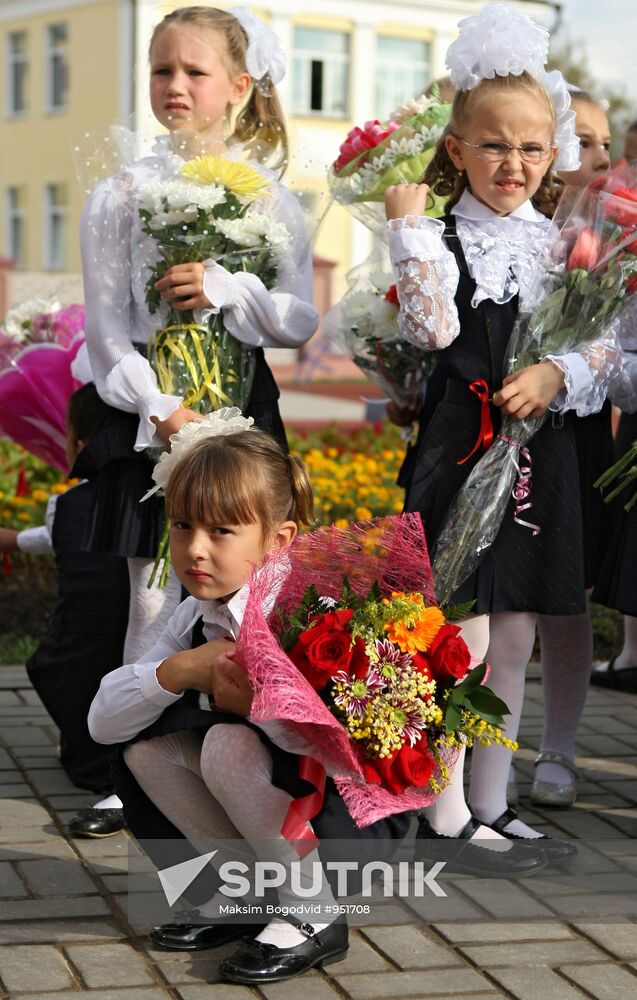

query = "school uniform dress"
[[388, 192, 621, 615], [80, 138, 319, 557], [24, 421, 131, 791], [88, 591, 409, 894]]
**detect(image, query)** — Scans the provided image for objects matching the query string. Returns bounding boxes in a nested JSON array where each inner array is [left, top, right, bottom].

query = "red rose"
[[384, 284, 399, 306], [567, 227, 600, 271], [603, 189, 637, 227], [627, 274, 637, 296], [288, 609, 357, 690], [362, 741, 435, 795], [425, 624, 471, 683]]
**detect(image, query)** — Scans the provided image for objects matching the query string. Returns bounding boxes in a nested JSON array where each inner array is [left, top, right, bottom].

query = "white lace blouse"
[[81, 140, 319, 450], [386, 190, 624, 417]]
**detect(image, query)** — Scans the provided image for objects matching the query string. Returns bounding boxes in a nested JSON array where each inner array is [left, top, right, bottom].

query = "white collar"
[[452, 189, 545, 224], [180, 584, 249, 641]]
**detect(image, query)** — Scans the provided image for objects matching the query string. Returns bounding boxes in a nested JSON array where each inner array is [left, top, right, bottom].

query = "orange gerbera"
[[385, 606, 445, 654]]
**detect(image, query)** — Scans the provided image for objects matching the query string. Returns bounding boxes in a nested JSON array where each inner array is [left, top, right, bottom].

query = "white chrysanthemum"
[[148, 207, 199, 229], [370, 271, 394, 295], [4, 297, 61, 342], [137, 178, 226, 216], [142, 407, 255, 500], [215, 214, 292, 255], [371, 297, 399, 333], [342, 291, 376, 328], [390, 93, 432, 123]]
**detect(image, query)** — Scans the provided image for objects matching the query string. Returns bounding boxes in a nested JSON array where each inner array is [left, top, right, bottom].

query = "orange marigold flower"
[[385, 606, 445, 654]]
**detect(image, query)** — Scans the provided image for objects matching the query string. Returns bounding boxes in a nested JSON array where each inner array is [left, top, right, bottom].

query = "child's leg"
[[124, 557, 182, 662], [536, 611, 591, 785], [594, 614, 637, 672], [469, 611, 542, 838]]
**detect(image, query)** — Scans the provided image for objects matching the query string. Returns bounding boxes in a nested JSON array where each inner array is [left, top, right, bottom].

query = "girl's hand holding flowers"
[[155, 263, 210, 311], [156, 638, 237, 695], [493, 361, 566, 420], [384, 183, 431, 221], [211, 651, 254, 716]]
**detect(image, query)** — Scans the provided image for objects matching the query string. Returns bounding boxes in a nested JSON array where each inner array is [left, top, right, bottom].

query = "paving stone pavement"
[[0, 663, 636, 1000]]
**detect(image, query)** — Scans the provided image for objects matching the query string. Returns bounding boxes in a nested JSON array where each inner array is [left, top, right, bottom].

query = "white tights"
[[124, 725, 336, 947], [124, 557, 182, 663]]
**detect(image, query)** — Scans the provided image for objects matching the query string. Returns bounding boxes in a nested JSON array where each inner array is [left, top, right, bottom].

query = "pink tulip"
[[333, 119, 400, 173], [567, 227, 600, 271]]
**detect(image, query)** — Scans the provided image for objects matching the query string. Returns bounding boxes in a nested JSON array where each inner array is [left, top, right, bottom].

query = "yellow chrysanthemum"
[[385, 606, 445, 654], [180, 156, 270, 199]]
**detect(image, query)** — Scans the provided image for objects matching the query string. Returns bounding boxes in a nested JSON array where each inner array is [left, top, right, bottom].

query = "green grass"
[[0, 631, 38, 666]]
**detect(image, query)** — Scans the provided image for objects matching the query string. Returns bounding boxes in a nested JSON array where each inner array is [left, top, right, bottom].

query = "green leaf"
[[464, 686, 510, 719], [445, 702, 462, 732], [442, 600, 476, 623]]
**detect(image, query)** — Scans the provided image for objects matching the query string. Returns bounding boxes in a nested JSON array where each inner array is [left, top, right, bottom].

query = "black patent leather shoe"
[[415, 814, 547, 878], [150, 917, 265, 951], [487, 807, 577, 863], [220, 920, 349, 983], [68, 807, 126, 838]]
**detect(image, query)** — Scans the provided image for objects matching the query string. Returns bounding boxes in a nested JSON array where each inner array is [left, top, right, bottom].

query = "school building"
[[0, 0, 557, 311]]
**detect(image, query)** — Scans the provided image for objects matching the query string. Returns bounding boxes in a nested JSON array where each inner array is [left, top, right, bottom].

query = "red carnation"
[[384, 284, 399, 306]]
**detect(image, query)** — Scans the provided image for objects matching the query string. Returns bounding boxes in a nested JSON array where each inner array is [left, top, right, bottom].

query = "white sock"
[[536, 611, 591, 785], [470, 612, 544, 836], [93, 794, 122, 810], [256, 917, 332, 949]]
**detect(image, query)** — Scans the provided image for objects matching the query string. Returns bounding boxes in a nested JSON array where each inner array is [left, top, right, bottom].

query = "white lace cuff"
[[136, 390, 184, 450], [386, 216, 446, 265], [16, 524, 53, 555], [545, 352, 596, 416], [201, 260, 239, 318]]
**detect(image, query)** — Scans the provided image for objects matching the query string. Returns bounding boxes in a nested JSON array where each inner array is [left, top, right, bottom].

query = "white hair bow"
[[230, 7, 286, 94]]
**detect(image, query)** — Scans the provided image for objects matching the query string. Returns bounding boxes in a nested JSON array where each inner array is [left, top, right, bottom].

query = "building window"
[[292, 28, 349, 117], [375, 36, 430, 118], [45, 23, 69, 112], [6, 31, 28, 116], [43, 184, 67, 270], [5, 187, 26, 268]]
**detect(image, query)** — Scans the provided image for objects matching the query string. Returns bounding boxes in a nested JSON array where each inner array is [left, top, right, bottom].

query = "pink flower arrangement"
[[332, 119, 400, 174]]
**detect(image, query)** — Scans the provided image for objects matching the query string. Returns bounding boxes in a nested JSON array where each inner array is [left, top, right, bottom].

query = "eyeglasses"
[[457, 139, 556, 164]]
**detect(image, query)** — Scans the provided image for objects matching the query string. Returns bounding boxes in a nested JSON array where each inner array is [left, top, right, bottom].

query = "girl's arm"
[[384, 184, 461, 350], [193, 185, 320, 349], [80, 174, 192, 449], [3, 495, 58, 555]]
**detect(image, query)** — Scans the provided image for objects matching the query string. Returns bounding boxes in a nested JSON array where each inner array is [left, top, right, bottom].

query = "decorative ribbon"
[[280, 754, 326, 859], [150, 323, 238, 411], [457, 379, 494, 465], [497, 434, 541, 536]]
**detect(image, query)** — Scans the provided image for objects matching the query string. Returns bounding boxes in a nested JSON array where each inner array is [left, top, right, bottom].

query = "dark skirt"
[[405, 381, 585, 615], [592, 412, 637, 615]]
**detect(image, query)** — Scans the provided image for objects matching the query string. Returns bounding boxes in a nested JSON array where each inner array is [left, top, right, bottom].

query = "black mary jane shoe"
[[219, 920, 349, 984], [488, 807, 577, 863], [68, 807, 126, 839], [150, 916, 265, 952], [415, 814, 547, 878], [590, 657, 637, 693]]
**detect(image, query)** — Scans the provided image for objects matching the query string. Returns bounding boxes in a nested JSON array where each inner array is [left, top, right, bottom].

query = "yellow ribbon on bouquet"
[[151, 323, 239, 411]]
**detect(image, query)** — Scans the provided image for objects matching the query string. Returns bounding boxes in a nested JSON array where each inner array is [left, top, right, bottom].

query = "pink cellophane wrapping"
[[0, 335, 85, 470], [236, 513, 461, 828]]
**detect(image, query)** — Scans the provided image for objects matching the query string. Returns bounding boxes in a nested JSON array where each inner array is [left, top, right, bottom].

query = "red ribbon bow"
[[457, 379, 494, 465], [280, 755, 326, 859]]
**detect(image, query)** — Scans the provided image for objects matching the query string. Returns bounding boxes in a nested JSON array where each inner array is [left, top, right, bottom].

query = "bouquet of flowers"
[[595, 438, 637, 511], [327, 91, 451, 234], [0, 300, 86, 470], [138, 154, 292, 413], [323, 257, 433, 409], [431, 165, 637, 603], [237, 514, 514, 835]]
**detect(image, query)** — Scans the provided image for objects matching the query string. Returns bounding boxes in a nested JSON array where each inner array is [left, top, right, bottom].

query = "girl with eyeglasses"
[[382, 4, 621, 854]]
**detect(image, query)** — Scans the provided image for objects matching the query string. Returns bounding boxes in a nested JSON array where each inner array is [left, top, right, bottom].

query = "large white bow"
[[230, 7, 286, 87]]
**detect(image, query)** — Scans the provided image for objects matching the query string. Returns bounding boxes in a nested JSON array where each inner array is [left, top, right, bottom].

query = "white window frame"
[[292, 28, 350, 118], [5, 187, 26, 268], [43, 184, 67, 271], [6, 31, 28, 117], [44, 22, 69, 113], [375, 36, 431, 119]]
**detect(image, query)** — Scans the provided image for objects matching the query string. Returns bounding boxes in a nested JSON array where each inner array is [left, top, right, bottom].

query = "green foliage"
[[444, 661, 509, 731]]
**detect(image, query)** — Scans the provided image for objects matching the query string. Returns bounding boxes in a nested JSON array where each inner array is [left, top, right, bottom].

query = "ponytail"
[[286, 454, 314, 527]]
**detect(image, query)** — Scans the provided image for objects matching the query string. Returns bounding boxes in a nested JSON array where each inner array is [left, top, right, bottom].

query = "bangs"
[[165, 440, 265, 526]]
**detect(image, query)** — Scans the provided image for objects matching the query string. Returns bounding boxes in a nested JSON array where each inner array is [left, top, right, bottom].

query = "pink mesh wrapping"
[[236, 514, 460, 827]]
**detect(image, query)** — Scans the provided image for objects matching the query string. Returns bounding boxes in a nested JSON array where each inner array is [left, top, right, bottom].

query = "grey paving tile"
[[560, 962, 637, 1000], [334, 967, 492, 997], [0, 943, 76, 992], [0, 920, 125, 945], [65, 942, 154, 987], [18, 858, 98, 897]]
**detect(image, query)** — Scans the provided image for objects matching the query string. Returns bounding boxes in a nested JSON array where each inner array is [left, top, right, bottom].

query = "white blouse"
[[386, 190, 624, 417], [16, 495, 58, 555], [81, 140, 319, 451], [88, 587, 318, 760]]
